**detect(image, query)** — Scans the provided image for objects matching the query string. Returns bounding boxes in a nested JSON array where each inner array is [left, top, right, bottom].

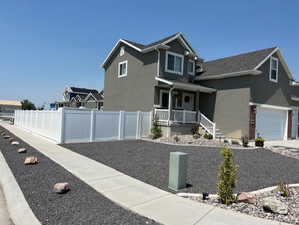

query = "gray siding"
[[104, 44, 158, 111], [199, 88, 250, 139], [214, 88, 250, 138], [200, 53, 298, 107], [159, 39, 196, 82]]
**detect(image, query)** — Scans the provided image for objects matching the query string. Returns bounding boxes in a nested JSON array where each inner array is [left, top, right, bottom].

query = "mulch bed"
[[62, 140, 299, 194], [0, 126, 160, 225]]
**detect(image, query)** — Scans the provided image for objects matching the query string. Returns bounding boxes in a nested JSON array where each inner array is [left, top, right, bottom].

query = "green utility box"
[[168, 152, 188, 191]]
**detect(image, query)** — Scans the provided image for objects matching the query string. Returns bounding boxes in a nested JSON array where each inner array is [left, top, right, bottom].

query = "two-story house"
[[102, 33, 299, 141], [52, 87, 104, 110]]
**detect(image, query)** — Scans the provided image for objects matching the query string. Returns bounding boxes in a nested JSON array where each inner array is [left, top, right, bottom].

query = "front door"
[[182, 93, 194, 111]]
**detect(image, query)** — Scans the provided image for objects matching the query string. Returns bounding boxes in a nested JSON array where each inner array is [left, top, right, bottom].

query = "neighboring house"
[[0, 100, 22, 113], [53, 87, 104, 110], [102, 32, 299, 141]]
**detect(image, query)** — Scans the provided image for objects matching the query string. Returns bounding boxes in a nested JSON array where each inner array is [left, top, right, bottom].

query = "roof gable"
[[199, 47, 277, 79], [197, 47, 295, 81], [102, 33, 200, 68]]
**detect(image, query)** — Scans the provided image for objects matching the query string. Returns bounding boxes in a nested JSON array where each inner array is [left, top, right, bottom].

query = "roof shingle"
[[200, 47, 277, 78]]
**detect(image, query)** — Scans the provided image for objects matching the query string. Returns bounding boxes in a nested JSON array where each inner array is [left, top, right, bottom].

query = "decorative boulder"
[[53, 183, 70, 194], [3, 135, 10, 139], [24, 156, 39, 165], [262, 197, 288, 215], [237, 192, 257, 204], [18, 148, 27, 153], [11, 141, 19, 146]]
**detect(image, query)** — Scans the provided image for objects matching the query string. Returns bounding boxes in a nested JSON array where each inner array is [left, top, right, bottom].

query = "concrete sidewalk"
[[1, 122, 288, 225], [0, 188, 12, 225], [264, 140, 299, 149]]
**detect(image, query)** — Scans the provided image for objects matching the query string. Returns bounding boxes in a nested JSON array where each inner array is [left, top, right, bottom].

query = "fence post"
[[90, 110, 95, 142], [59, 108, 65, 144], [136, 111, 141, 139], [118, 111, 124, 140], [213, 123, 216, 140], [149, 110, 153, 131], [183, 110, 186, 124]]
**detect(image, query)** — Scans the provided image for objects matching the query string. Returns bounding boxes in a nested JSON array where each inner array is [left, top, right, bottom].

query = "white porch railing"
[[0, 113, 14, 119], [154, 109, 198, 124], [154, 109, 216, 138], [198, 111, 216, 138]]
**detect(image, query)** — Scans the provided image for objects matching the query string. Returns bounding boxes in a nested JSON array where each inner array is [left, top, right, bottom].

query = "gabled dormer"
[[102, 33, 203, 84]]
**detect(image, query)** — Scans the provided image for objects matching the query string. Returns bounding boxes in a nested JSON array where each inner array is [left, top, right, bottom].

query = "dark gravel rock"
[[0, 126, 160, 225], [62, 140, 299, 194]]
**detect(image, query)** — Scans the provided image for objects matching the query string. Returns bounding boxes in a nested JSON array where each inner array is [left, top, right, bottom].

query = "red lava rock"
[[237, 192, 257, 204], [24, 156, 39, 165], [53, 183, 70, 194]]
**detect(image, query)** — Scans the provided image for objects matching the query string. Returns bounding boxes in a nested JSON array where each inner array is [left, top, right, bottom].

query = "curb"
[[0, 151, 41, 225], [177, 183, 299, 198]]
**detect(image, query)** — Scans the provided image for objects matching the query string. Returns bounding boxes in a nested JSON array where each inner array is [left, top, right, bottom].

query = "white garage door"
[[256, 107, 287, 140]]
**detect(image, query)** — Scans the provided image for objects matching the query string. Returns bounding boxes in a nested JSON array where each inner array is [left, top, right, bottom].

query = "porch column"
[[168, 87, 174, 125], [195, 91, 200, 111]]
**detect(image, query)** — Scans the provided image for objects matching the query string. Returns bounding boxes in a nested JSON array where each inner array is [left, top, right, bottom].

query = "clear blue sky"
[[1, 0, 298, 106]]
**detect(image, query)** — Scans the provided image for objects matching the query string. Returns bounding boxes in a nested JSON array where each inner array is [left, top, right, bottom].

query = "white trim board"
[[269, 56, 278, 83], [165, 51, 184, 75], [250, 102, 292, 111], [196, 70, 261, 80], [118, 60, 128, 78]]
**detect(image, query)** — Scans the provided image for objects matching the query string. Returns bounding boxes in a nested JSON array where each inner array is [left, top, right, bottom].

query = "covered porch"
[[153, 77, 217, 137]]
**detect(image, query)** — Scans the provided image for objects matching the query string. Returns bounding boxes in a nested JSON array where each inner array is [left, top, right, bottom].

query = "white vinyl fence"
[[15, 109, 151, 144]]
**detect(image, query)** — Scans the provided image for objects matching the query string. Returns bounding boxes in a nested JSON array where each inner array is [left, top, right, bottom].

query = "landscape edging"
[[177, 183, 299, 198], [0, 151, 41, 225]]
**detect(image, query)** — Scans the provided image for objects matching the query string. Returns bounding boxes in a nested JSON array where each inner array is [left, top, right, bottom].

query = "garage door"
[[256, 107, 287, 140]]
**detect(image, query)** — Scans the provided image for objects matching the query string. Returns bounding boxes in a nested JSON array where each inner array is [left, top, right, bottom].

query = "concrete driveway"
[[265, 139, 299, 148]]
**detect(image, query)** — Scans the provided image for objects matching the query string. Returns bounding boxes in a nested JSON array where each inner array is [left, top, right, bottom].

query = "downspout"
[[155, 48, 160, 77]]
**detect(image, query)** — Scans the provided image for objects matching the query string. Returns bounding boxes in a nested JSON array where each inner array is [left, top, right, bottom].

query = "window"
[[165, 51, 184, 75], [269, 57, 278, 82], [187, 59, 195, 75], [120, 46, 125, 56], [118, 61, 127, 77]]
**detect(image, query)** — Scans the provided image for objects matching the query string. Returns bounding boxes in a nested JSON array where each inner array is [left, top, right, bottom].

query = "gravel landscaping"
[[185, 186, 299, 225], [0, 126, 160, 225], [150, 134, 241, 148], [62, 140, 299, 194]]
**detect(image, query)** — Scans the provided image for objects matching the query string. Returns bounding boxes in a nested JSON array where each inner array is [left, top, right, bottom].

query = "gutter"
[[196, 70, 262, 81]]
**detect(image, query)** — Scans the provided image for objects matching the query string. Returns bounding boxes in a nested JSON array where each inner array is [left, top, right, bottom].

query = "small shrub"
[[173, 135, 180, 143], [277, 181, 291, 197], [255, 136, 265, 147], [151, 120, 162, 139], [204, 132, 213, 140], [241, 135, 249, 147], [217, 147, 239, 205], [191, 126, 199, 135]]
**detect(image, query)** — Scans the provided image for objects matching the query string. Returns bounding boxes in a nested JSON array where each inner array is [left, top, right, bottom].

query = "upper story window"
[[118, 60, 127, 78], [120, 46, 125, 56], [187, 59, 195, 75], [269, 56, 278, 82], [165, 51, 184, 75]]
